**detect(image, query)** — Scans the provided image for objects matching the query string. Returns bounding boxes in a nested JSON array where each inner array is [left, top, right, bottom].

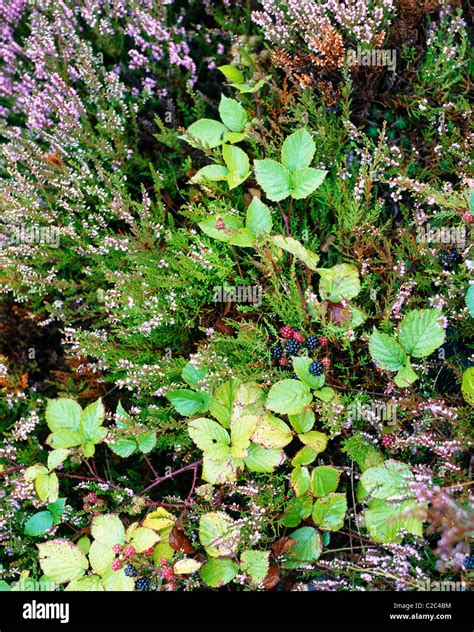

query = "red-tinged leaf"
[[323, 301, 350, 325], [271, 536, 297, 558], [262, 565, 280, 590], [169, 527, 195, 554]]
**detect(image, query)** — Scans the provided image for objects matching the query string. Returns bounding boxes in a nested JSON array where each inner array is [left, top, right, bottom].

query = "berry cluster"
[[270, 327, 330, 379]]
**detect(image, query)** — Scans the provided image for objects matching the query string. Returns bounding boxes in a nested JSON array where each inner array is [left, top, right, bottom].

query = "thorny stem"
[[139, 460, 202, 496]]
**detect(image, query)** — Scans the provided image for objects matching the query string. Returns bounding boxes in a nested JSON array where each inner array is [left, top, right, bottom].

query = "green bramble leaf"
[[466, 285, 474, 318], [287, 527, 322, 563], [240, 550, 270, 584], [47, 449, 70, 471], [318, 263, 361, 302], [250, 413, 293, 449], [65, 575, 104, 592], [136, 430, 156, 454], [288, 410, 315, 434], [394, 359, 418, 388], [254, 159, 292, 201], [35, 472, 59, 504], [37, 539, 88, 584], [291, 446, 318, 467], [230, 413, 257, 458], [398, 309, 446, 358], [290, 168, 327, 199], [217, 65, 245, 84], [219, 95, 247, 132], [166, 389, 211, 416], [184, 119, 226, 149], [369, 328, 407, 372], [243, 443, 285, 473], [272, 235, 320, 271], [461, 367, 474, 406], [192, 164, 229, 183], [199, 512, 239, 557], [297, 431, 328, 455], [199, 558, 239, 587], [312, 493, 347, 531], [45, 398, 82, 433], [266, 379, 312, 415], [310, 466, 340, 497], [281, 129, 316, 172], [188, 417, 231, 460], [47, 498, 66, 524], [24, 464, 48, 482], [80, 399, 105, 443], [360, 460, 414, 500], [246, 197, 272, 236], [24, 511, 54, 536], [209, 379, 241, 428], [222, 144, 250, 189], [182, 362, 208, 386], [88, 540, 114, 576], [91, 515, 126, 547], [290, 466, 311, 497], [280, 495, 313, 527], [109, 438, 137, 458], [130, 527, 160, 553]]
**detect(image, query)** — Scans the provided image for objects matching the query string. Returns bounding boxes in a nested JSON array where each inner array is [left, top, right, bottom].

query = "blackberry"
[[291, 373, 300, 380], [464, 555, 474, 570], [135, 577, 150, 591], [271, 345, 283, 361], [442, 249, 463, 266], [285, 339, 301, 356], [306, 335, 319, 350], [124, 564, 137, 577], [309, 361, 324, 376]]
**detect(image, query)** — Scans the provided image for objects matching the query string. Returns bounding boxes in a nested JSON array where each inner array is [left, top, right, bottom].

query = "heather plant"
[[0, 0, 472, 598]]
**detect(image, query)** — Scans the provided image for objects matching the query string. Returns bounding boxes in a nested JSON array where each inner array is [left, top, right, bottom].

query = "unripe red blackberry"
[[293, 330, 305, 344], [279, 356, 289, 367], [280, 326, 294, 339], [123, 545, 136, 558], [111, 559, 122, 571], [381, 434, 396, 447], [321, 357, 331, 367], [112, 544, 122, 555], [319, 336, 329, 347], [215, 217, 225, 230]]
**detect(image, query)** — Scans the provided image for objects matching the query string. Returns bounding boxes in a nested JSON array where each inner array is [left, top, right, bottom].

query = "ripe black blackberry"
[[442, 249, 463, 266], [306, 335, 319, 350], [135, 577, 150, 591], [124, 564, 137, 577], [271, 345, 283, 361], [291, 373, 300, 380], [464, 555, 474, 570], [309, 361, 324, 376], [285, 339, 301, 356]]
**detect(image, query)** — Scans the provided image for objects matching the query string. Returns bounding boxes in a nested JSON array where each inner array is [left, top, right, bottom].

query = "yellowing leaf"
[[173, 558, 203, 575], [38, 539, 88, 584], [143, 508, 175, 532]]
